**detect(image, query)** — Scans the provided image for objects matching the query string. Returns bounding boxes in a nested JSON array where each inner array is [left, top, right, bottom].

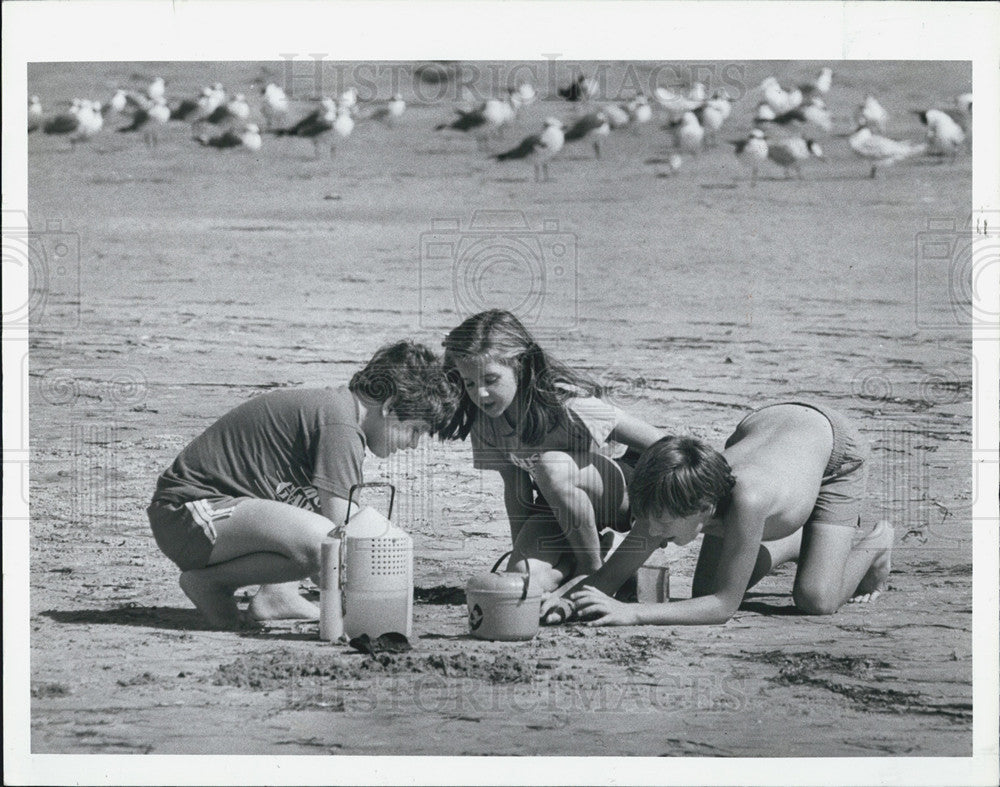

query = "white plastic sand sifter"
[[319, 483, 413, 641]]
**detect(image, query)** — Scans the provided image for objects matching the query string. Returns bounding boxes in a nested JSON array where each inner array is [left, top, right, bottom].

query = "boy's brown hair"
[[629, 436, 736, 520], [350, 341, 460, 436]]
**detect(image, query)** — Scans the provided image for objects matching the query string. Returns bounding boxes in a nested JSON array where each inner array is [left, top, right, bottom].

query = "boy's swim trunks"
[[146, 496, 249, 571], [729, 401, 871, 535]]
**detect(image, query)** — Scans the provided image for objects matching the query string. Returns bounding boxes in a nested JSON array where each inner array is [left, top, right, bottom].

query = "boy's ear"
[[380, 396, 395, 418]]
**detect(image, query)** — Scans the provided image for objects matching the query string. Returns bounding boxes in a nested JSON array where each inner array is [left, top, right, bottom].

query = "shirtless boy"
[[543, 402, 893, 626]]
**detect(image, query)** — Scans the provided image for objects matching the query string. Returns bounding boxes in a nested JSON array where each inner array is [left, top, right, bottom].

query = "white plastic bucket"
[[466, 571, 542, 641]]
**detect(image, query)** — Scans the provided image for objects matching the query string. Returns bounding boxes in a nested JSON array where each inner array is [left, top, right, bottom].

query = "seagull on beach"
[[494, 117, 565, 182], [43, 99, 104, 148], [118, 96, 170, 147], [563, 110, 611, 158], [627, 94, 653, 130], [435, 95, 515, 149], [260, 83, 290, 129], [558, 74, 599, 102], [914, 109, 966, 160], [847, 120, 926, 178], [147, 76, 166, 102], [28, 95, 43, 132], [799, 67, 833, 98], [857, 95, 889, 134], [669, 111, 705, 155], [196, 122, 262, 151], [731, 128, 769, 186], [272, 97, 338, 157], [654, 86, 703, 123], [766, 137, 824, 179], [760, 76, 803, 115], [362, 93, 407, 127]]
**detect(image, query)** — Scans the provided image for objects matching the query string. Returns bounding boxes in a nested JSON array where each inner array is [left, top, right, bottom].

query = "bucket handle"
[[490, 550, 530, 602], [344, 482, 396, 526]]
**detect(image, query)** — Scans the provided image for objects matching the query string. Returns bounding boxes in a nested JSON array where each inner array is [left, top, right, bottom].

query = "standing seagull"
[[670, 111, 705, 155], [563, 110, 610, 158], [147, 76, 166, 102], [118, 96, 171, 147], [847, 120, 926, 178], [494, 117, 565, 182], [272, 98, 337, 158], [363, 93, 406, 127], [260, 83, 290, 129], [766, 137, 824, 179], [857, 95, 889, 134], [44, 99, 104, 148], [914, 109, 965, 161], [731, 128, 769, 186]]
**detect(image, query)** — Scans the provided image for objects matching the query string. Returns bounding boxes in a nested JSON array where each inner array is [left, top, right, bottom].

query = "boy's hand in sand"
[[570, 586, 640, 626], [540, 594, 577, 625]]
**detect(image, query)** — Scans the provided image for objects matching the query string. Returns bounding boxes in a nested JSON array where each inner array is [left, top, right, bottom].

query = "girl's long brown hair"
[[441, 310, 603, 446]]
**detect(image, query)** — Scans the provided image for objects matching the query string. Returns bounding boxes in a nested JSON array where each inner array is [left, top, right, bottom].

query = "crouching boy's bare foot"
[[179, 571, 247, 630], [850, 521, 893, 603], [248, 582, 320, 622]]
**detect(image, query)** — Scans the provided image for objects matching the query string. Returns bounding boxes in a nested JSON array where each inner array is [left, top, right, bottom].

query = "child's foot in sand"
[[179, 571, 243, 630], [850, 521, 893, 603], [248, 582, 320, 622]]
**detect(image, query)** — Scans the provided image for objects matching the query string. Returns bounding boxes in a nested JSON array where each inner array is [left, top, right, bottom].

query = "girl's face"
[[452, 356, 519, 418]]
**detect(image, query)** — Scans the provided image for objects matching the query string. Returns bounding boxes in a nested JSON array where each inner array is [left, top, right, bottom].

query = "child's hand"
[[540, 595, 576, 625], [570, 586, 640, 626]]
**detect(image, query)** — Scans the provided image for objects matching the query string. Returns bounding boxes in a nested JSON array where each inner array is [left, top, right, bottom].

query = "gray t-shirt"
[[152, 386, 366, 512]]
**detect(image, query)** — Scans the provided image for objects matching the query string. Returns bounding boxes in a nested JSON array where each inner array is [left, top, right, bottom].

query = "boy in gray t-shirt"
[[147, 341, 458, 630]]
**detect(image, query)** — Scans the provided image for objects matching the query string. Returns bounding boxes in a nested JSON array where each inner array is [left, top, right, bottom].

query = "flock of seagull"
[[28, 66, 971, 184]]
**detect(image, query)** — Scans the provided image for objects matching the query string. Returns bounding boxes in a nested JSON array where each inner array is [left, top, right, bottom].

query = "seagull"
[[760, 76, 803, 114], [272, 97, 337, 157], [654, 87, 702, 123], [757, 96, 831, 134], [857, 95, 889, 134], [509, 82, 536, 112], [799, 67, 833, 98], [363, 93, 406, 126], [147, 76, 166, 102], [602, 102, 631, 130], [494, 117, 565, 182], [118, 96, 170, 147], [339, 87, 358, 112], [731, 128, 769, 186], [766, 137, 824, 179], [669, 111, 704, 155], [196, 122, 262, 151], [563, 110, 610, 158], [627, 94, 653, 130], [43, 99, 104, 148], [435, 95, 515, 149], [847, 120, 926, 178], [107, 89, 129, 115], [260, 83, 290, 129], [558, 74, 599, 102], [28, 95, 42, 133], [693, 97, 731, 147], [914, 109, 966, 161]]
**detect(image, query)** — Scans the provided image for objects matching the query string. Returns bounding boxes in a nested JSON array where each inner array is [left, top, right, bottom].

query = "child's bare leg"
[[793, 520, 893, 615], [181, 499, 331, 629], [507, 512, 572, 592], [531, 452, 627, 575], [849, 521, 893, 602], [693, 530, 803, 598]]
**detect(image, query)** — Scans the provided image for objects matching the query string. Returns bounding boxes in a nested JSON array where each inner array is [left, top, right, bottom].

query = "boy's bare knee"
[[793, 587, 840, 616], [289, 539, 322, 576]]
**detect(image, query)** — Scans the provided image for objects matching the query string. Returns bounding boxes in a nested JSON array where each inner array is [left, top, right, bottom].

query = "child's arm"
[[541, 523, 661, 622], [318, 490, 359, 530], [572, 498, 767, 626], [608, 409, 663, 451], [497, 464, 536, 547]]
